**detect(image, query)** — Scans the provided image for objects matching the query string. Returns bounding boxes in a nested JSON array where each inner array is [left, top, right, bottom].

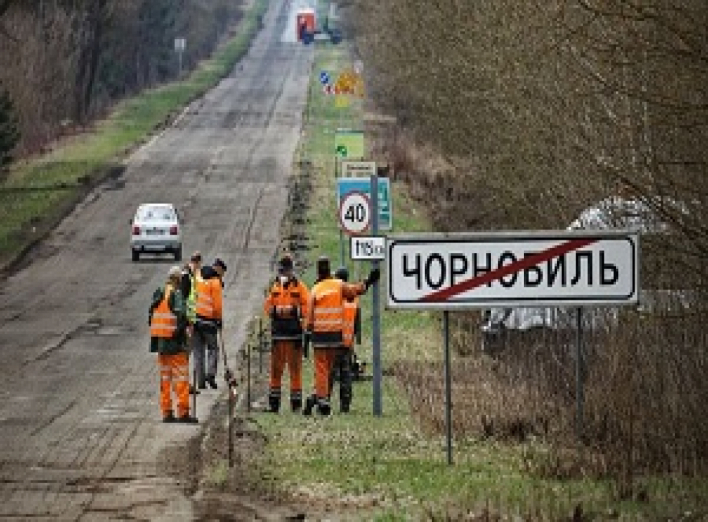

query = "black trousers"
[[328, 348, 353, 408]]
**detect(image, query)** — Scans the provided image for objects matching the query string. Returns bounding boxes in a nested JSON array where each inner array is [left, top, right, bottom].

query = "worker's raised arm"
[[342, 267, 381, 300], [342, 282, 366, 300]]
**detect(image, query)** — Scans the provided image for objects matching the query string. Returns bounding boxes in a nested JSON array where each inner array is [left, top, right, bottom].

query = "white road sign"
[[341, 160, 376, 178], [339, 191, 371, 235], [387, 231, 640, 310], [350, 235, 386, 260]]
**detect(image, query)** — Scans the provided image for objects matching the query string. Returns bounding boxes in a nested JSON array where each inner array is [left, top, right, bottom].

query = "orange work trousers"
[[158, 352, 190, 417], [313, 347, 337, 399], [270, 340, 303, 393]]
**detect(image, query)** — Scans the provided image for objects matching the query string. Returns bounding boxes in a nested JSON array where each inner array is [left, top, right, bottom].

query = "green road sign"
[[334, 129, 364, 160]]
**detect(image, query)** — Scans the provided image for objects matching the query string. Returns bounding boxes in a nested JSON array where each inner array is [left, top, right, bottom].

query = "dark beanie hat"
[[214, 258, 227, 271], [316, 256, 331, 277], [279, 253, 294, 271], [334, 266, 349, 282]]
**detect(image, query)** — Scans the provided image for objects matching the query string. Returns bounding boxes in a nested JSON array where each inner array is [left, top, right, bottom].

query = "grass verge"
[[251, 42, 708, 520], [0, 0, 269, 269]]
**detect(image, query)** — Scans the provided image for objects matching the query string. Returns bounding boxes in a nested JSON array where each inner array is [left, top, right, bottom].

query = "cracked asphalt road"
[[0, 1, 313, 519]]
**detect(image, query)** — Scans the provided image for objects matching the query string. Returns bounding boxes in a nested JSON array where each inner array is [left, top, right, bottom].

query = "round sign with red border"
[[338, 191, 371, 235]]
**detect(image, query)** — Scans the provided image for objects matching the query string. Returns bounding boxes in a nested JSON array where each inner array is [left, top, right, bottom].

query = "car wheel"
[[174, 247, 182, 261], [132, 249, 139, 262]]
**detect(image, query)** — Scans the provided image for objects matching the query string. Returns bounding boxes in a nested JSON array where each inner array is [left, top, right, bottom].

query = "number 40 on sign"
[[338, 191, 371, 235]]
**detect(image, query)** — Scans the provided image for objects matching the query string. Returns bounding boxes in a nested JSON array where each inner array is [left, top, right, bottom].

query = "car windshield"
[[138, 206, 176, 221]]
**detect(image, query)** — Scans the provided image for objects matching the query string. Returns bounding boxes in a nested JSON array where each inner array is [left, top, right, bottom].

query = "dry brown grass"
[[368, 118, 708, 491]]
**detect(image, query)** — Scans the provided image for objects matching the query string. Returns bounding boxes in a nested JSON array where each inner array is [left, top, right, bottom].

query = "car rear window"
[[138, 206, 176, 221]]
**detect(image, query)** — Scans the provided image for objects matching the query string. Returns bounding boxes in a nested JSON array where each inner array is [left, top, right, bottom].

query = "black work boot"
[[268, 393, 281, 413], [317, 398, 331, 416], [291, 397, 302, 412], [177, 414, 199, 424], [340, 389, 352, 414], [302, 395, 316, 416]]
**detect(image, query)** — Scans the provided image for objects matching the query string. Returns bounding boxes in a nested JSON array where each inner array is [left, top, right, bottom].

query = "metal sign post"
[[336, 158, 344, 267], [174, 37, 186, 76], [443, 311, 452, 465], [371, 174, 382, 416], [575, 307, 585, 440]]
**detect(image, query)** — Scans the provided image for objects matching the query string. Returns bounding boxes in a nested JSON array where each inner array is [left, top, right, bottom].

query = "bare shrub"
[[353, 0, 708, 484]]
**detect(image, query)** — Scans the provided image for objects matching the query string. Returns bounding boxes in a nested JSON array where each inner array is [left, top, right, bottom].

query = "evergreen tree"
[[0, 88, 19, 170]]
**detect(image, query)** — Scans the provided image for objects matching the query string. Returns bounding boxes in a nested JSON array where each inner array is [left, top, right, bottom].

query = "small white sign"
[[339, 191, 371, 235], [174, 37, 186, 52], [341, 160, 376, 178], [350, 236, 386, 260]]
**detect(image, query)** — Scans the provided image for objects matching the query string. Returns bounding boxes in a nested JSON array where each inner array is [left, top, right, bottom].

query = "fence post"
[[258, 318, 264, 374], [228, 378, 234, 467], [246, 329, 252, 414]]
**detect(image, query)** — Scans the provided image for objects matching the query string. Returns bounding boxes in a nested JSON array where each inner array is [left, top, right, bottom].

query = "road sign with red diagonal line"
[[386, 231, 640, 310]]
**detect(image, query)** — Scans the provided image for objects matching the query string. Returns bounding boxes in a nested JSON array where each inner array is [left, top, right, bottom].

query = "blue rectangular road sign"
[[336, 177, 392, 230]]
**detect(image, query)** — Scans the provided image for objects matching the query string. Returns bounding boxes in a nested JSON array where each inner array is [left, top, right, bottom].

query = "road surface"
[[0, 0, 312, 519]]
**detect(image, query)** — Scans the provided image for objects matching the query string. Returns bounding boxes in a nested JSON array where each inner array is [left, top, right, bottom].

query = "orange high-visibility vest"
[[342, 297, 358, 349], [150, 286, 177, 338], [310, 278, 344, 346], [196, 276, 221, 319], [264, 277, 308, 340]]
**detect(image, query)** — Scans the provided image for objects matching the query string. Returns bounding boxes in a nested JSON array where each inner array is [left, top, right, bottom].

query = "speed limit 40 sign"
[[339, 191, 371, 235]]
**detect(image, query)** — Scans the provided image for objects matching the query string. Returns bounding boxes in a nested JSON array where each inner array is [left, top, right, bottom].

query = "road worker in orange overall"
[[264, 253, 309, 412], [303, 256, 380, 416], [149, 266, 197, 423], [328, 266, 361, 413]]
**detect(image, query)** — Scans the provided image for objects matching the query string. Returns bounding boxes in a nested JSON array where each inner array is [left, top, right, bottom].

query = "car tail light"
[[132, 225, 140, 235], [169, 225, 179, 235]]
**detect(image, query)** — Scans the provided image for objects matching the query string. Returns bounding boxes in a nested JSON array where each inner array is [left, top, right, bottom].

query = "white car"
[[130, 203, 182, 262]]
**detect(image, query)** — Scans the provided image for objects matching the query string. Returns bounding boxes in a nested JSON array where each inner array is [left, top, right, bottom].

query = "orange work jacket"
[[264, 276, 309, 341], [342, 297, 359, 349], [307, 278, 365, 348], [196, 276, 222, 320]]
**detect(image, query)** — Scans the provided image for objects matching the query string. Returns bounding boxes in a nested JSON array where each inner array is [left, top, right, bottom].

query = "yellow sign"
[[334, 68, 365, 98]]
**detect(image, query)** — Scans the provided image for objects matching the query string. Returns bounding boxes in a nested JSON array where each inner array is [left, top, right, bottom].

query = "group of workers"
[[148, 251, 227, 423], [265, 253, 379, 416], [148, 249, 380, 422]]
